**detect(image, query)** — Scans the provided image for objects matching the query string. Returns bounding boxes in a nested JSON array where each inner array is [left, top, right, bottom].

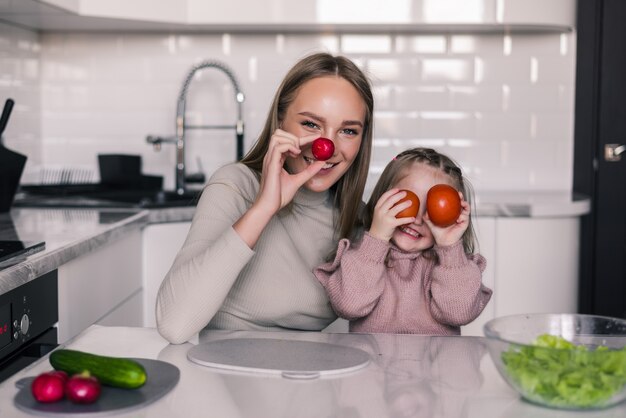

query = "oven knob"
[[20, 314, 30, 335], [13, 320, 18, 328]]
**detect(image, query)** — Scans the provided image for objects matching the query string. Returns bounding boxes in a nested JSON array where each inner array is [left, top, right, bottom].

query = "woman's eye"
[[342, 128, 358, 136], [302, 120, 319, 129]]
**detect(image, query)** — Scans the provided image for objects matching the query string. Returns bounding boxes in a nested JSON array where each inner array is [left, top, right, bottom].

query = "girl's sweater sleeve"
[[426, 241, 492, 327], [156, 168, 256, 344], [314, 233, 390, 320]]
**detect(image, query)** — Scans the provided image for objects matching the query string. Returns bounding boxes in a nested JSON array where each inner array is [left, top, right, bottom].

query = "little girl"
[[314, 148, 492, 335]]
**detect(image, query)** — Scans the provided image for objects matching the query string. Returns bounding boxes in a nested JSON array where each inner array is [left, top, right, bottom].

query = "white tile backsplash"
[[0, 22, 41, 181], [0, 21, 576, 192]]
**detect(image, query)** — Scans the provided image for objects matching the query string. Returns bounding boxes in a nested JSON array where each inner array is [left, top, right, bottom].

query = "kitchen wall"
[[0, 22, 41, 169], [1, 21, 576, 194]]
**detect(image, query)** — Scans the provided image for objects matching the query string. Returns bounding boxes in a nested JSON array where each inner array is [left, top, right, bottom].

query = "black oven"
[[0, 269, 58, 383]]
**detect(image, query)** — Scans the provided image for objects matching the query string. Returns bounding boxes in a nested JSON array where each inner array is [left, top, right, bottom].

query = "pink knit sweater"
[[314, 233, 492, 335]]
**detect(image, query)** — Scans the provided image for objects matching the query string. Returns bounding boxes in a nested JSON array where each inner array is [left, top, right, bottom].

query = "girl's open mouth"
[[398, 226, 421, 240]]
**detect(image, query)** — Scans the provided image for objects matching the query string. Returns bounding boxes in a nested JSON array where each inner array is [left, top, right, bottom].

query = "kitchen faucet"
[[147, 60, 245, 195]]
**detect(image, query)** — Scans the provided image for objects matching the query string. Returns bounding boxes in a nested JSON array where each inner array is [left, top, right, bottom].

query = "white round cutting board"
[[187, 338, 370, 379]]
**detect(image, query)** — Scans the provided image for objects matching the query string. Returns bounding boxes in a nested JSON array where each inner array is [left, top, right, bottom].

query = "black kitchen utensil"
[[0, 98, 27, 213], [98, 154, 141, 186], [98, 154, 163, 190]]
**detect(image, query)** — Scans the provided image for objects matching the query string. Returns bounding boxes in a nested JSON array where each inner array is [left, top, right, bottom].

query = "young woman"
[[156, 53, 374, 344]]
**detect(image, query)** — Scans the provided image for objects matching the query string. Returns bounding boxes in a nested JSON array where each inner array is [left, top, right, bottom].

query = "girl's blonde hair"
[[240, 52, 374, 241], [363, 148, 477, 256]]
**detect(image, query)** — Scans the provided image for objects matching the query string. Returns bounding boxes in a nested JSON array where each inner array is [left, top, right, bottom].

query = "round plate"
[[14, 358, 179, 417], [187, 338, 370, 379]]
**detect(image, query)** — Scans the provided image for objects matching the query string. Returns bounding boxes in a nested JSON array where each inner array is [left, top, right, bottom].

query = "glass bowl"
[[484, 313, 626, 410]]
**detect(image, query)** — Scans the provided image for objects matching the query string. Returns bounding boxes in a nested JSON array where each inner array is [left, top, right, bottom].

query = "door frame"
[[574, 0, 626, 318], [573, 0, 601, 314]]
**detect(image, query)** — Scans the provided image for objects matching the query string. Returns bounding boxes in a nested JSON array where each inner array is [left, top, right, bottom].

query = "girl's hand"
[[369, 189, 416, 242], [425, 191, 470, 247], [254, 129, 325, 215]]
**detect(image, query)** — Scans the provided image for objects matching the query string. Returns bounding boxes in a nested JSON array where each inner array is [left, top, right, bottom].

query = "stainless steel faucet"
[[147, 60, 245, 195]]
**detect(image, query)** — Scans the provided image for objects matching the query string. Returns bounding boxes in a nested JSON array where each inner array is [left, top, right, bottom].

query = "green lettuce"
[[501, 334, 626, 408]]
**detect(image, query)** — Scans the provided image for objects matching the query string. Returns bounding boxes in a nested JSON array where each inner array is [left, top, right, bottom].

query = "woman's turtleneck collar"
[[293, 186, 331, 208]]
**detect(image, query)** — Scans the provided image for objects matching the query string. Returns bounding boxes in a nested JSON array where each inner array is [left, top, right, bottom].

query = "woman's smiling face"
[[282, 76, 366, 193]]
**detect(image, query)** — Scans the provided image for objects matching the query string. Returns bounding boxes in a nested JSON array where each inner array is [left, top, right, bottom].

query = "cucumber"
[[50, 349, 147, 389]]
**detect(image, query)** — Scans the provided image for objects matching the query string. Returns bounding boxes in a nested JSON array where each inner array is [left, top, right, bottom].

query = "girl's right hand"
[[254, 129, 325, 215], [369, 189, 416, 242]]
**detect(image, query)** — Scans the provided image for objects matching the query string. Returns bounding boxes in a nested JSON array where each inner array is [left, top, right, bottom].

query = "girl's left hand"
[[425, 192, 470, 247]]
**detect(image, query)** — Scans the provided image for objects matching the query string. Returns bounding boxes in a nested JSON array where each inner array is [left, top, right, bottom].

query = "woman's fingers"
[[298, 133, 323, 148], [272, 142, 301, 159], [291, 160, 325, 188]]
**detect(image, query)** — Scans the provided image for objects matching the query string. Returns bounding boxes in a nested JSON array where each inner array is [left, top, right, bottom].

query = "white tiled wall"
[[0, 22, 41, 177], [1, 23, 576, 193]]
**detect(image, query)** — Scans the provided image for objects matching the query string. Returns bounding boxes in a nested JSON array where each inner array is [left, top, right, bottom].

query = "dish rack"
[[20, 166, 99, 195]]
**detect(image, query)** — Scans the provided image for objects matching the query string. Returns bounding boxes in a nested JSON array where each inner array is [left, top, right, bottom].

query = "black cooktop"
[[0, 240, 45, 269]]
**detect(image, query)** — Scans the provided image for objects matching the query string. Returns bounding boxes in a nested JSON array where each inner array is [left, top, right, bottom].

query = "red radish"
[[65, 371, 101, 404], [31, 371, 66, 403], [311, 137, 334, 161], [48, 370, 69, 383]]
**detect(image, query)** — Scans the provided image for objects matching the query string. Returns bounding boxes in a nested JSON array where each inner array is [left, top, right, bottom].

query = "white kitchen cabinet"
[[96, 290, 143, 327], [493, 217, 579, 317], [142, 222, 191, 328], [58, 230, 143, 343], [462, 216, 580, 336], [461, 217, 496, 336], [3, 0, 576, 33]]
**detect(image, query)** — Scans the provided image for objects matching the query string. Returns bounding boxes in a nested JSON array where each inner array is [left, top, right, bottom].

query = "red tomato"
[[394, 189, 420, 218], [311, 137, 334, 161], [426, 184, 461, 227]]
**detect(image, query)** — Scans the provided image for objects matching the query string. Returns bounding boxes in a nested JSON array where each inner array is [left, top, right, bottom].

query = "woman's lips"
[[303, 155, 338, 170]]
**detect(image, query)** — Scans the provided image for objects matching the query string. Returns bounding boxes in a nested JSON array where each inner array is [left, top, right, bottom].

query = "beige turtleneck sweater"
[[156, 163, 338, 344], [314, 232, 492, 335]]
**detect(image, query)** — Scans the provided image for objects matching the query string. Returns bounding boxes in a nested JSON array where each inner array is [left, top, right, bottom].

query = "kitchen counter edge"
[[0, 206, 195, 296]]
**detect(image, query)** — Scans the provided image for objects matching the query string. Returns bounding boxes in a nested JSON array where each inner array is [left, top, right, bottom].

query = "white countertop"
[[473, 191, 590, 217], [1, 325, 623, 418], [0, 207, 194, 296]]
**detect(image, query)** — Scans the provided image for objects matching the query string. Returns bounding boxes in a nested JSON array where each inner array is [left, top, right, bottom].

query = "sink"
[[14, 185, 202, 209]]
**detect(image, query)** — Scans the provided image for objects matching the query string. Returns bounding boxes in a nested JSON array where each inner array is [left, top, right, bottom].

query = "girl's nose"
[[414, 209, 425, 225]]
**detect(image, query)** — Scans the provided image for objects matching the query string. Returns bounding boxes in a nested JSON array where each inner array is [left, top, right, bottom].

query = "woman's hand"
[[235, 130, 325, 249], [369, 189, 416, 242], [426, 192, 470, 247], [255, 129, 325, 216]]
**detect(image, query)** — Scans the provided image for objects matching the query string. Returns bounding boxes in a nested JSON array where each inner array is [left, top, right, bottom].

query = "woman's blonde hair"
[[240, 52, 374, 241], [363, 148, 477, 256]]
